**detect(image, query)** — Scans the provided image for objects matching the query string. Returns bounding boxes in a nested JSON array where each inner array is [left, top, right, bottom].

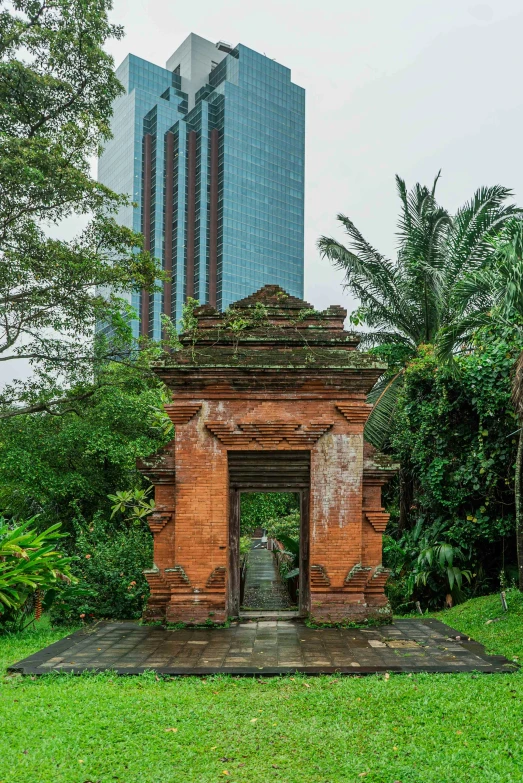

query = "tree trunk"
[[398, 464, 413, 533], [516, 418, 523, 590]]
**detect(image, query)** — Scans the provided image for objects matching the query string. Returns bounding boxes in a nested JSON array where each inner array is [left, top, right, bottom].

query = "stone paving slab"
[[8, 618, 518, 676]]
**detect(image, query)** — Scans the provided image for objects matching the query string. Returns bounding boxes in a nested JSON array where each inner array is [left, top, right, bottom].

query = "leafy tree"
[[438, 219, 523, 588], [240, 493, 299, 536], [386, 328, 519, 605], [0, 0, 158, 418], [265, 510, 300, 543], [0, 363, 172, 531], [318, 175, 519, 452]]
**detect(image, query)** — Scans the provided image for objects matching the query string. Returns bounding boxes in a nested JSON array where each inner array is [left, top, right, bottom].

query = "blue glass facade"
[[98, 37, 305, 338]]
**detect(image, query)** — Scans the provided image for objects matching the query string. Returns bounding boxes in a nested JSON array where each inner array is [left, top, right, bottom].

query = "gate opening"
[[228, 451, 310, 618], [239, 492, 300, 614]]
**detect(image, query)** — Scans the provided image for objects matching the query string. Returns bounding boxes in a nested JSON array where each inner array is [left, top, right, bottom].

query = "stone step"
[[239, 610, 300, 620]]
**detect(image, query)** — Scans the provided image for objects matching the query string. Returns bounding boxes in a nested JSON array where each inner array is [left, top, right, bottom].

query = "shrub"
[[240, 493, 299, 536], [387, 328, 519, 597], [239, 536, 251, 558], [0, 518, 75, 630], [384, 520, 472, 612], [50, 513, 152, 624], [0, 364, 171, 533], [265, 510, 300, 543]]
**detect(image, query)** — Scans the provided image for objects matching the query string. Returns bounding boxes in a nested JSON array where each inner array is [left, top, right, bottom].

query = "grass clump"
[[428, 588, 523, 661]]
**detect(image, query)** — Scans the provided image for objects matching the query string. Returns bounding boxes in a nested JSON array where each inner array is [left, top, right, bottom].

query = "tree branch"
[[0, 389, 97, 420]]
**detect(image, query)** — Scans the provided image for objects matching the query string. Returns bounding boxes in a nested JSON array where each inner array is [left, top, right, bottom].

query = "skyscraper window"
[[97, 33, 305, 339]]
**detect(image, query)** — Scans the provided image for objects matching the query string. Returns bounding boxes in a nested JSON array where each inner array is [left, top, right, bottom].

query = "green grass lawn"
[[1, 594, 522, 783]]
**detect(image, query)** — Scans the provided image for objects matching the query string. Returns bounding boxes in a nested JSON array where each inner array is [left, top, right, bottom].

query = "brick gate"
[[139, 286, 397, 624]]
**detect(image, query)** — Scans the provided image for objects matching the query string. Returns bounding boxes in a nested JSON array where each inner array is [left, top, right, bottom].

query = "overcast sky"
[[104, 0, 523, 313], [3, 0, 523, 384]]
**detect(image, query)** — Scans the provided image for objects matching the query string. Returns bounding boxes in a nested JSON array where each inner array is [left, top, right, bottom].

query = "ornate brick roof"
[[154, 286, 386, 394], [229, 284, 346, 318], [180, 285, 354, 344]]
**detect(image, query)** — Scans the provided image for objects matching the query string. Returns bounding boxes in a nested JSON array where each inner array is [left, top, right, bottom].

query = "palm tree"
[[437, 218, 523, 589], [318, 175, 518, 451]]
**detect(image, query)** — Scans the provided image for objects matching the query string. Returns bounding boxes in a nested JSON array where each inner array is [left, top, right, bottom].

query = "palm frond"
[[430, 170, 442, 197], [321, 176, 519, 391], [492, 221, 523, 317], [394, 175, 452, 343], [444, 185, 520, 280], [436, 311, 493, 360], [364, 370, 405, 449], [450, 269, 494, 311], [356, 330, 416, 351], [318, 218, 418, 343]]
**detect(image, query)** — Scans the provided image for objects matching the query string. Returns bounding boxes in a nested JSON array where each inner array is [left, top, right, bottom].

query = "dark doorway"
[[228, 452, 310, 618]]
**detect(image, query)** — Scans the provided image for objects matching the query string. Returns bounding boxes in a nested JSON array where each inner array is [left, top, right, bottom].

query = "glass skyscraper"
[[98, 33, 305, 338]]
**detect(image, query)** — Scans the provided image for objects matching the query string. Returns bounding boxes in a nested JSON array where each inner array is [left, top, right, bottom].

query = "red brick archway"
[[227, 451, 311, 617], [139, 286, 396, 624]]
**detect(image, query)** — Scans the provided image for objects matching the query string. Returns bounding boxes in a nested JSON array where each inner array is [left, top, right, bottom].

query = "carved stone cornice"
[[147, 511, 173, 535], [310, 564, 331, 587], [364, 566, 390, 594], [143, 565, 171, 600], [206, 566, 226, 590], [165, 565, 191, 590], [363, 509, 390, 534], [344, 563, 371, 591], [336, 402, 373, 426], [205, 421, 333, 448], [363, 443, 399, 486], [164, 403, 202, 425], [137, 444, 175, 484]]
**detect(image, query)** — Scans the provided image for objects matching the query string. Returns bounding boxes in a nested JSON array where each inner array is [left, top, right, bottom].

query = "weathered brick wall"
[[145, 396, 391, 624]]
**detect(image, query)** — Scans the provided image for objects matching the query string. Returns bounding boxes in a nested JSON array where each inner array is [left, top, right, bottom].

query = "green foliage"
[[223, 301, 269, 333], [275, 532, 300, 580], [416, 543, 472, 592], [240, 493, 299, 536], [386, 326, 520, 604], [0, 363, 171, 531], [394, 333, 517, 527], [384, 521, 473, 611], [50, 512, 152, 624], [264, 512, 301, 579], [437, 217, 523, 360], [436, 217, 523, 589], [108, 486, 155, 524], [318, 175, 519, 448], [180, 297, 200, 335], [0, 518, 75, 627], [265, 509, 300, 543], [0, 0, 159, 418], [239, 536, 251, 558]]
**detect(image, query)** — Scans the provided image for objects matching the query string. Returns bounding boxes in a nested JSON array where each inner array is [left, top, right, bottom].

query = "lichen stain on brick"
[[314, 432, 362, 532], [195, 400, 221, 456]]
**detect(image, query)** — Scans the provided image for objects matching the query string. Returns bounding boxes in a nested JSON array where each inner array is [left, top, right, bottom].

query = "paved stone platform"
[[9, 618, 517, 675]]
